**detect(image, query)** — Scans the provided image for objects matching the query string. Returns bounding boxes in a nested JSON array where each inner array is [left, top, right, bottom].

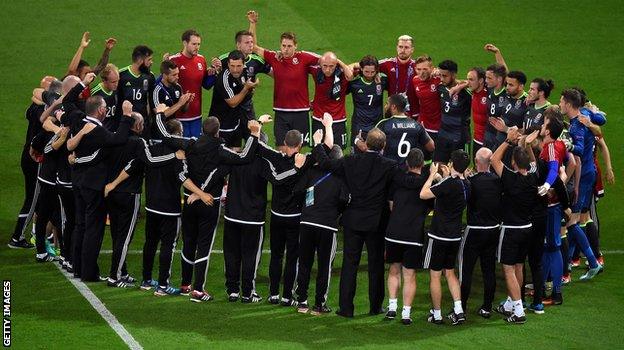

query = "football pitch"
[[1, 1, 623, 348]]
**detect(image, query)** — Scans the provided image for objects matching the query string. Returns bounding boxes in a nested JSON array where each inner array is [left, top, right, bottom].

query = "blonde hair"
[[100, 63, 119, 81], [397, 35, 413, 45]]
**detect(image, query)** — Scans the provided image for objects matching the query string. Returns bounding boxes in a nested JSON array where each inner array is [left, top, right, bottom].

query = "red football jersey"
[[169, 52, 208, 121], [540, 140, 567, 166], [410, 76, 441, 133], [380, 57, 417, 115], [379, 57, 416, 95], [471, 88, 488, 144], [264, 50, 319, 111], [309, 66, 348, 122]]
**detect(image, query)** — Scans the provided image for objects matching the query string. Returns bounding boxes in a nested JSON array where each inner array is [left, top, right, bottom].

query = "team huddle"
[[9, 10, 616, 326]]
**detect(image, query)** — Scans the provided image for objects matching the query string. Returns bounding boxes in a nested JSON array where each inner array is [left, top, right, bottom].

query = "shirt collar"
[[85, 116, 102, 126]]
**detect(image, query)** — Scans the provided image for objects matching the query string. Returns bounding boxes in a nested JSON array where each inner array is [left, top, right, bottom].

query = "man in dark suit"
[[312, 118, 397, 317]]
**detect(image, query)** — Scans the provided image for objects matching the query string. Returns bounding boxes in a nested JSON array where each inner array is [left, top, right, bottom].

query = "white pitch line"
[[99, 249, 624, 255], [54, 264, 143, 350]]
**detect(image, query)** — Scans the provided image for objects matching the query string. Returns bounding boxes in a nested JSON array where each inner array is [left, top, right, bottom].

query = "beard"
[[139, 63, 150, 74], [384, 107, 393, 118]]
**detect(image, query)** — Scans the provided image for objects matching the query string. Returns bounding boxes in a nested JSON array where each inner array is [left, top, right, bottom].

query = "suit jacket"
[[312, 144, 397, 232]]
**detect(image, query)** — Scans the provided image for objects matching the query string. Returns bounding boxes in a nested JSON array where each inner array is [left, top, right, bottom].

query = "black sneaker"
[[478, 308, 492, 319], [228, 293, 239, 302], [401, 317, 413, 325], [427, 310, 443, 325], [267, 295, 280, 305], [310, 304, 332, 315], [297, 301, 309, 314], [505, 314, 526, 324], [241, 293, 262, 304], [107, 278, 134, 288], [35, 253, 55, 263], [120, 275, 137, 284], [280, 297, 298, 307], [385, 310, 397, 320], [496, 304, 512, 317], [447, 311, 466, 325], [8, 238, 34, 249]]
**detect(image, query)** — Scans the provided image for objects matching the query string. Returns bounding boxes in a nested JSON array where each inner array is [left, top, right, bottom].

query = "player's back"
[[377, 115, 429, 162]]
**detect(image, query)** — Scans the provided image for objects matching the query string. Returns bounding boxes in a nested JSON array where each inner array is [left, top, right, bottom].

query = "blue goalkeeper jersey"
[[568, 116, 596, 175]]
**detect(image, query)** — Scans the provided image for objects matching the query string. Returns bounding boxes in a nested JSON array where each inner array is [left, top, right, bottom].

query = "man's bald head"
[[40, 76, 57, 90], [62, 75, 80, 95], [319, 51, 338, 77], [320, 51, 337, 63], [130, 112, 144, 134], [475, 147, 493, 172], [366, 127, 386, 152]]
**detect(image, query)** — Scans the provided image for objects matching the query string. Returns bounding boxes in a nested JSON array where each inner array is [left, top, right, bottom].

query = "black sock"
[[584, 221, 601, 257], [561, 236, 570, 274]]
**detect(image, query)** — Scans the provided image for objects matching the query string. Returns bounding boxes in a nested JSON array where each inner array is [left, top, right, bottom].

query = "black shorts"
[[311, 118, 347, 149], [274, 110, 310, 146], [433, 134, 466, 163], [497, 225, 531, 265], [385, 240, 423, 269], [423, 236, 461, 271]]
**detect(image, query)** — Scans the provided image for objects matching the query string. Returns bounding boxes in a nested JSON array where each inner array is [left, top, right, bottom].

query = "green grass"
[[1, 0, 623, 349]]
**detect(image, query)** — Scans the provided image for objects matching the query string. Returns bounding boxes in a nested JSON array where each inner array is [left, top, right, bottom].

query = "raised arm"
[[247, 10, 258, 45], [321, 113, 334, 149], [484, 43, 508, 72], [311, 130, 344, 175], [491, 135, 512, 177], [67, 32, 90, 76], [91, 38, 116, 75], [251, 9, 266, 59], [420, 162, 439, 199]]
